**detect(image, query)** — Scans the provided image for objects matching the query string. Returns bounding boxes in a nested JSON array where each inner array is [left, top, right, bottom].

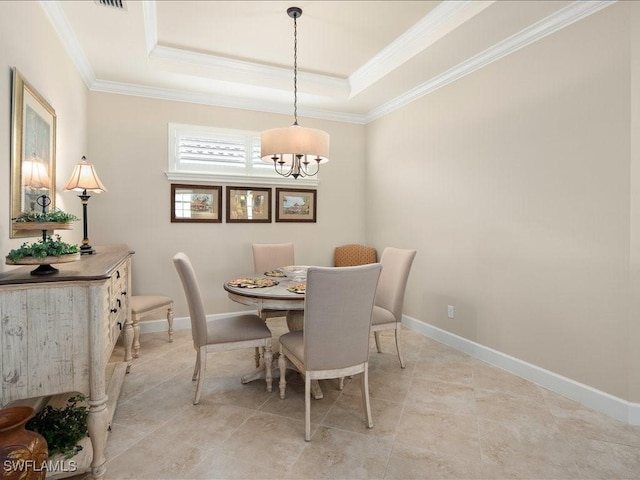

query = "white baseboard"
[[138, 312, 640, 425], [138, 315, 190, 335], [402, 315, 640, 426], [137, 311, 254, 336]]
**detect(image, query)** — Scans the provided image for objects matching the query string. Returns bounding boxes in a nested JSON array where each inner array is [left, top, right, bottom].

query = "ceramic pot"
[[0, 406, 48, 480]]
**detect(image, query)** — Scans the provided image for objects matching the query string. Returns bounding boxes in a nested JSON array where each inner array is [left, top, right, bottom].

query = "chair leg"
[[192, 351, 200, 381], [362, 364, 373, 429], [305, 374, 312, 441], [374, 331, 383, 353], [264, 342, 273, 392], [278, 348, 287, 399], [193, 347, 206, 405], [167, 306, 174, 342], [338, 377, 345, 390], [395, 325, 405, 368]]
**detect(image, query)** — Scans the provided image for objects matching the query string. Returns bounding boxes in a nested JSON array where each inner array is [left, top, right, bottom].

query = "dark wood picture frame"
[[226, 187, 272, 223], [275, 188, 317, 223], [171, 184, 222, 223]]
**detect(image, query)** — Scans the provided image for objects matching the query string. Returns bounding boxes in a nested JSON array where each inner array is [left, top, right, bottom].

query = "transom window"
[[167, 123, 319, 186]]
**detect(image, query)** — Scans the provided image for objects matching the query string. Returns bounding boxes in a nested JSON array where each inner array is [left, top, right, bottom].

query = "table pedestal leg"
[[241, 360, 281, 384], [286, 310, 304, 332]]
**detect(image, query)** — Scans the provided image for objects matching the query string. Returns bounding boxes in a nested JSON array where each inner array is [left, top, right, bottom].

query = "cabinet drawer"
[[103, 258, 131, 359]]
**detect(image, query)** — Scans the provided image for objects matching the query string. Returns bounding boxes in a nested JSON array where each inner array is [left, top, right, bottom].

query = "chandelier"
[[260, 7, 330, 179]]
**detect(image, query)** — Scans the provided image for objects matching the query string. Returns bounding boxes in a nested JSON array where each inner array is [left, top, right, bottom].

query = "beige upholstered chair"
[[131, 295, 174, 358], [334, 244, 377, 267], [278, 263, 382, 441], [371, 247, 417, 368], [252, 242, 295, 274], [173, 252, 273, 404], [252, 244, 295, 312], [252, 242, 295, 365]]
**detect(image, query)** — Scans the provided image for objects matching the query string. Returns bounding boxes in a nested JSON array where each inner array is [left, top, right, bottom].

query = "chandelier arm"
[[272, 156, 294, 178], [271, 153, 316, 180], [299, 156, 321, 177]]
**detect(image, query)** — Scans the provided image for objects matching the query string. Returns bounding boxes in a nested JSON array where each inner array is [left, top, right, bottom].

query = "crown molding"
[[349, 0, 494, 97], [39, 0, 95, 87], [142, 0, 347, 98], [366, 0, 617, 123], [142, 0, 157, 55], [90, 79, 367, 124], [149, 45, 350, 98]]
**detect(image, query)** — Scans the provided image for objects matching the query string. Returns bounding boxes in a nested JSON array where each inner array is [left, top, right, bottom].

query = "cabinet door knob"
[[116, 271, 121, 279], [117, 299, 122, 308], [121, 291, 127, 296], [111, 308, 118, 314], [117, 322, 123, 330]]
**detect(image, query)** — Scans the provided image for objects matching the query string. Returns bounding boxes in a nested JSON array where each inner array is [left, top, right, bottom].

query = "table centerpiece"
[[6, 235, 80, 276]]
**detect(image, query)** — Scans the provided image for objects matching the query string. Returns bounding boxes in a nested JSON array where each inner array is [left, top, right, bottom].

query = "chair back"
[[303, 264, 382, 371], [334, 244, 377, 267], [173, 252, 208, 347], [375, 247, 417, 322], [253, 243, 295, 273]]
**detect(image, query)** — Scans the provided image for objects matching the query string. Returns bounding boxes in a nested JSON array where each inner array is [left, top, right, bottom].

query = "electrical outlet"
[[447, 305, 455, 319]]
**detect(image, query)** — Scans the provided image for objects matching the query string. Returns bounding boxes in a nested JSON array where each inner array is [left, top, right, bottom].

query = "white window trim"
[[166, 123, 320, 187]]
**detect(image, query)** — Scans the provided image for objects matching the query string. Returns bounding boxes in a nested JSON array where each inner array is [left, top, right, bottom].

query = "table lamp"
[[64, 156, 107, 254]]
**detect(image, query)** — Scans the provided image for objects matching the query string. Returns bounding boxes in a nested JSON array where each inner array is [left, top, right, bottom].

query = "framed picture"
[[10, 68, 57, 238], [171, 184, 222, 223], [226, 187, 271, 223], [275, 188, 317, 223]]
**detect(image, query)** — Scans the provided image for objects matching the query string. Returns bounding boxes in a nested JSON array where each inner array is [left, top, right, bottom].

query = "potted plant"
[[26, 394, 89, 459], [5, 235, 80, 276], [12, 208, 79, 231]]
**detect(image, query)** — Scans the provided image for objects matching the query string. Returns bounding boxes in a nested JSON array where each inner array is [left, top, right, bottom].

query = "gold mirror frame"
[[10, 68, 57, 238]]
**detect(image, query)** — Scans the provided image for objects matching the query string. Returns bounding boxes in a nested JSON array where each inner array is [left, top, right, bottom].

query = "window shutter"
[[167, 123, 319, 186], [178, 134, 247, 169]]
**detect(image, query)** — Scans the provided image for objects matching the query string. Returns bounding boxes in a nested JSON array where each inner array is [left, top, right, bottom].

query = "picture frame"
[[275, 188, 317, 223], [226, 187, 272, 223], [10, 68, 57, 238], [171, 184, 222, 223]]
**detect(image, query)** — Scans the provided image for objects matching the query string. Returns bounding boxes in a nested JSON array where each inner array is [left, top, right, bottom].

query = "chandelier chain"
[[293, 13, 298, 126]]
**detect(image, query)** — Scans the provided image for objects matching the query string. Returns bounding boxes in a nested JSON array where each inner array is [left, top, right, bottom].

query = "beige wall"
[[87, 93, 366, 316], [0, 1, 89, 261], [366, 2, 637, 401], [630, 1, 640, 403], [2, 1, 638, 405]]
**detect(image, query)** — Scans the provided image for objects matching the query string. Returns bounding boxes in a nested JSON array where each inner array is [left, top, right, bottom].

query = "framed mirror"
[[10, 67, 57, 238]]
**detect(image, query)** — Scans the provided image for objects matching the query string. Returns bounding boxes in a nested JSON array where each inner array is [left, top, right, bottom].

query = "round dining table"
[[223, 273, 324, 399], [223, 274, 305, 329]]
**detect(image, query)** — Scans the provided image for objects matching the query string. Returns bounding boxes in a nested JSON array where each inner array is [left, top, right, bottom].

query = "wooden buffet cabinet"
[[0, 245, 134, 479]]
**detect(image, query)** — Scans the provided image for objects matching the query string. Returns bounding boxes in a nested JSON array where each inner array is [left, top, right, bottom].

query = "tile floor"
[[91, 318, 639, 479]]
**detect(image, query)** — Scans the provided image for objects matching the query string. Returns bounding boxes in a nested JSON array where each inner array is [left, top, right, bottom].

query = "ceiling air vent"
[[94, 0, 127, 10]]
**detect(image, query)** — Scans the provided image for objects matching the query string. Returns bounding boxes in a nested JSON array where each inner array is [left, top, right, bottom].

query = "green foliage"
[[6, 235, 80, 262], [13, 209, 79, 223], [26, 394, 89, 459]]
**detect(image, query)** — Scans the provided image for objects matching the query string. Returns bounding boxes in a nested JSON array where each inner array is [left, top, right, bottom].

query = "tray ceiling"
[[42, 0, 613, 123]]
